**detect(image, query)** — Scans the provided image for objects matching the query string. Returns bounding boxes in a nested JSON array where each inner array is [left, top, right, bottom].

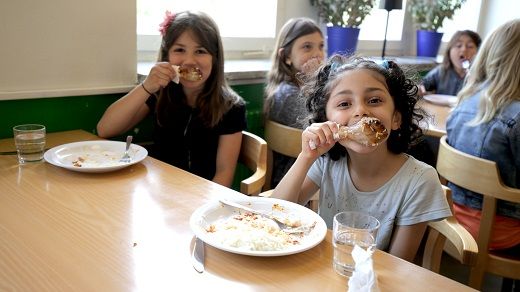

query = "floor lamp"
[[380, 0, 402, 59]]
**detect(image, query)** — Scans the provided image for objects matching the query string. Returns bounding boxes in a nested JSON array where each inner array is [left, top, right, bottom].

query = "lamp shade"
[[379, 0, 402, 11]]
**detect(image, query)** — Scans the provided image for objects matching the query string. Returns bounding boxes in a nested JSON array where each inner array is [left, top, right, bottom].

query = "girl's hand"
[[301, 57, 322, 76], [142, 62, 177, 93], [302, 121, 339, 157]]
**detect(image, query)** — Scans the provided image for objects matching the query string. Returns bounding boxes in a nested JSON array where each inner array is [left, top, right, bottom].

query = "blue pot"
[[416, 30, 444, 57], [327, 26, 360, 57]]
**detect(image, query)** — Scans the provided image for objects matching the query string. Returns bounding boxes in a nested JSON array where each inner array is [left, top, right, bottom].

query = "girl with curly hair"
[[272, 55, 451, 262], [97, 11, 246, 187]]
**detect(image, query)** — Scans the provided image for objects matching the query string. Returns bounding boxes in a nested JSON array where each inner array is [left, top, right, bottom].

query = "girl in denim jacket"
[[447, 19, 520, 250]]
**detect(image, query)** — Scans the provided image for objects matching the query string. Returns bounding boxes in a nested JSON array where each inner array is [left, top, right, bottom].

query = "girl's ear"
[[279, 48, 291, 66], [391, 111, 402, 130]]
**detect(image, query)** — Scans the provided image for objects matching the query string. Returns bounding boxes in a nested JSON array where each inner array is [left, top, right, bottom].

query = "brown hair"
[[441, 30, 481, 72], [264, 18, 322, 116], [156, 11, 243, 127]]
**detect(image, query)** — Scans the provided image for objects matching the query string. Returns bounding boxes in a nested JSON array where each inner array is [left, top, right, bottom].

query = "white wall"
[[478, 0, 520, 39], [0, 0, 136, 100]]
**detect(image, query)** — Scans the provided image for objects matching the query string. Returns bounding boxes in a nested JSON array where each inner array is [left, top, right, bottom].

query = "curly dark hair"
[[302, 55, 426, 160]]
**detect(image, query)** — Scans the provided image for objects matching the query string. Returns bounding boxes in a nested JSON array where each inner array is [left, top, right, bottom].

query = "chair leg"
[[468, 265, 485, 290]]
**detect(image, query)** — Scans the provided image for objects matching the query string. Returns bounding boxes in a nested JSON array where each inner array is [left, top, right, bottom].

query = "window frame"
[[137, 0, 482, 62]]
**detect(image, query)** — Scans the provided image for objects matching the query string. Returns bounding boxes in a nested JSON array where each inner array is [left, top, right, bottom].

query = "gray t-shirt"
[[307, 154, 451, 251]]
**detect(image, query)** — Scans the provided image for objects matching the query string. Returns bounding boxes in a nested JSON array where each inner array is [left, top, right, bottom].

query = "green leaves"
[[407, 0, 466, 31], [310, 0, 375, 28]]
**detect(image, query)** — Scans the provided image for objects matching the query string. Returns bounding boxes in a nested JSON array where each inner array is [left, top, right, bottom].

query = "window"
[[137, 0, 278, 59], [439, 0, 482, 41], [137, 0, 482, 60], [358, 4, 406, 41]]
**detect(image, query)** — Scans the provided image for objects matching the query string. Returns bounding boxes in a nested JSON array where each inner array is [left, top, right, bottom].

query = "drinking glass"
[[13, 124, 46, 164], [332, 211, 380, 277]]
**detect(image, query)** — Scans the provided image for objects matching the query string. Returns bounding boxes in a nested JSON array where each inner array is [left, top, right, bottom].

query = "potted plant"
[[408, 0, 466, 57], [310, 0, 376, 56]]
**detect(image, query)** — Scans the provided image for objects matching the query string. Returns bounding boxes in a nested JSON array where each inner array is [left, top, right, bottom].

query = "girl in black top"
[[97, 11, 246, 187]]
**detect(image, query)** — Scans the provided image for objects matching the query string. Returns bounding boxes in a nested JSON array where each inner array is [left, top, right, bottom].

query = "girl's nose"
[[182, 52, 197, 65], [315, 48, 325, 59], [352, 103, 369, 117]]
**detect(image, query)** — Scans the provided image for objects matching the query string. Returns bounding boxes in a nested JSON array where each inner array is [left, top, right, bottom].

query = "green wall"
[[0, 83, 266, 140], [0, 84, 265, 192]]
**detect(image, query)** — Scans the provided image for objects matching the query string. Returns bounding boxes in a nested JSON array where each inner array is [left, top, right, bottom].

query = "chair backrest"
[[436, 135, 520, 289], [263, 120, 302, 190], [422, 185, 478, 273], [238, 131, 267, 196]]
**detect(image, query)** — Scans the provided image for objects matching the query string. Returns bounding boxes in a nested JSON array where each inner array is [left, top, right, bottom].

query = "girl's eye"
[[368, 97, 382, 104], [172, 47, 185, 53], [302, 44, 313, 51], [196, 48, 209, 54], [337, 101, 351, 108]]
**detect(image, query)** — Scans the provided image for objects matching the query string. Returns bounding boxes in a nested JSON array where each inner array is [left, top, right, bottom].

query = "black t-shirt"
[[146, 85, 247, 180]]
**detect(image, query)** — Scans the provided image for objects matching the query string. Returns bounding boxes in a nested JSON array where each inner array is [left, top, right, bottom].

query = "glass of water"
[[332, 211, 380, 277], [13, 124, 46, 164]]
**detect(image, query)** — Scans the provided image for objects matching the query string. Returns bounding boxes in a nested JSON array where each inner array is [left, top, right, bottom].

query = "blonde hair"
[[458, 19, 520, 125]]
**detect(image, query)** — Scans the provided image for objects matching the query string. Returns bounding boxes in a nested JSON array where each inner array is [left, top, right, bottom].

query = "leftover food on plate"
[[190, 197, 327, 256], [206, 212, 308, 251], [44, 141, 148, 173], [68, 144, 136, 167]]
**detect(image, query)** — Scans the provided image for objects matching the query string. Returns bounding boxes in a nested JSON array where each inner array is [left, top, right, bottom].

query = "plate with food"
[[423, 94, 458, 107], [190, 196, 327, 256], [44, 140, 148, 173]]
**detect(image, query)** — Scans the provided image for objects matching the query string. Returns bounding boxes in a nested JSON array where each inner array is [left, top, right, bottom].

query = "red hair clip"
[[159, 11, 176, 36]]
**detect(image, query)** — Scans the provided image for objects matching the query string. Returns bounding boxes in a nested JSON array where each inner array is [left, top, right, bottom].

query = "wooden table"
[[0, 130, 476, 291], [419, 100, 452, 138], [0, 129, 101, 154]]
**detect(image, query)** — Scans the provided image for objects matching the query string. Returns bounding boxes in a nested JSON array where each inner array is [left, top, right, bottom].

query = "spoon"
[[462, 60, 470, 70]]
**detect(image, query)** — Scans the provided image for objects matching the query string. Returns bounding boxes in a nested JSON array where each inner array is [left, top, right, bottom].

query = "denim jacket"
[[446, 87, 520, 219]]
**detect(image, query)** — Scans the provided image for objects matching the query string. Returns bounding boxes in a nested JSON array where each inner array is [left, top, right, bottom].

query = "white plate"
[[423, 94, 457, 107], [190, 197, 327, 257], [44, 140, 148, 173]]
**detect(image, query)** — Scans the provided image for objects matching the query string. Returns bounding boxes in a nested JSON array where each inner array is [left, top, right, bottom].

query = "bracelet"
[[141, 83, 153, 96]]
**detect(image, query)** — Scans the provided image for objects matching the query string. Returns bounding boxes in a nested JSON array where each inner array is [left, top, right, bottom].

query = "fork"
[[119, 135, 133, 163], [218, 199, 311, 234]]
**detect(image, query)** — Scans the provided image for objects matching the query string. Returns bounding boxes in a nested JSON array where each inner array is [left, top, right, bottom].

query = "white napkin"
[[171, 65, 180, 84], [347, 245, 380, 292]]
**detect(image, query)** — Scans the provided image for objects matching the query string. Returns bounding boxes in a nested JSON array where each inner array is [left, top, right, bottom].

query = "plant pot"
[[327, 26, 360, 57], [416, 30, 444, 57]]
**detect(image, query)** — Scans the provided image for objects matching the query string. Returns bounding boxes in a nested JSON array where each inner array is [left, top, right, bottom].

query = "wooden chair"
[[260, 120, 320, 210], [436, 135, 520, 290], [238, 131, 267, 196], [422, 185, 479, 273], [263, 119, 303, 191]]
